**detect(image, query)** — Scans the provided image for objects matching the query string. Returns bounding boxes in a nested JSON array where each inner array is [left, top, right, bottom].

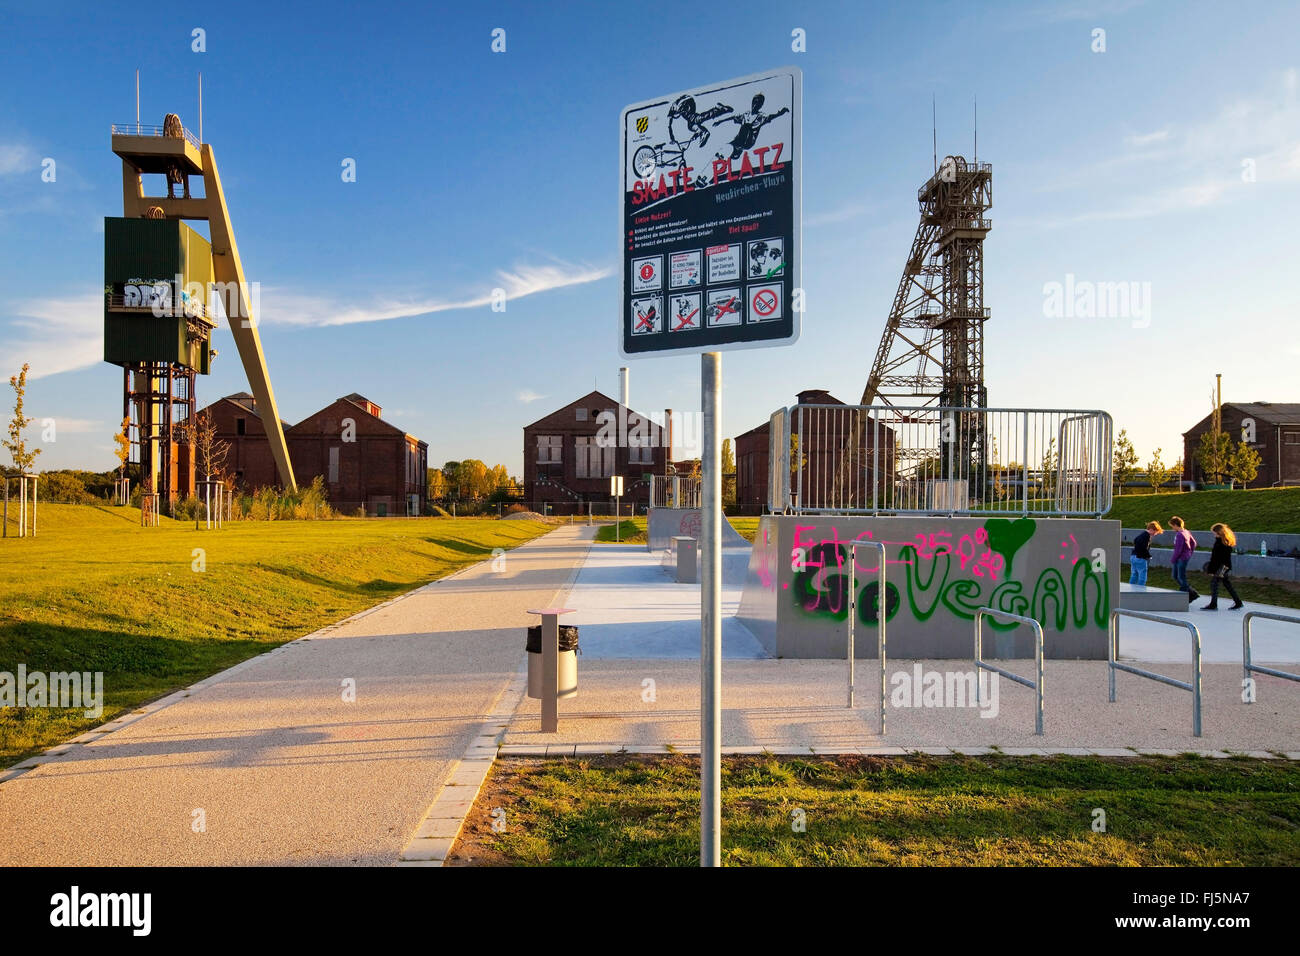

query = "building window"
[[329, 446, 339, 483], [575, 407, 588, 421], [537, 435, 562, 464], [236, 418, 246, 436], [1286, 432, 1300, 445], [575, 437, 610, 478], [630, 443, 653, 465]]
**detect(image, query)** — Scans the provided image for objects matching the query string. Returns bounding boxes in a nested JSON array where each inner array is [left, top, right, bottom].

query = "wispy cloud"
[[0, 291, 102, 379], [516, 389, 546, 403], [805, 200, 876, 227], [0, 143, 37, 177], [1027, 68, 1300, 226], [261, 260, 611, 327]]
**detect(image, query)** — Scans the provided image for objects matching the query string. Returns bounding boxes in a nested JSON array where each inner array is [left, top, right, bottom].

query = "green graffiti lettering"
[[941, 579, 985, 620], [1071, 558, 1110, 628], [1032, 567, 1068, 631], [901, 544, 950, 621]]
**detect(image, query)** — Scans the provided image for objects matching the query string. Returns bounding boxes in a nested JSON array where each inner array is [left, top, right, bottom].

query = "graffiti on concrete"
[[786, 518, 1109, 632]]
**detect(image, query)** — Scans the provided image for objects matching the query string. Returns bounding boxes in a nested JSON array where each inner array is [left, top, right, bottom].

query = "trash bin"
[[526, 625, 579, 700]]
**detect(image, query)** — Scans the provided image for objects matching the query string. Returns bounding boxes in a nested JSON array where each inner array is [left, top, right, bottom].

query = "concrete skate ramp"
[[647, 507, 748, 552], [737, 514, 1121, 659]]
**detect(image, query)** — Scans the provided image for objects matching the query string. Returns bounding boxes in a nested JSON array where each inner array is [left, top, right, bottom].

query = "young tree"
[[1145, 447, 1170, 494], [460, 459, 490, 498], [1038, 438, 1058, 498], [427, 467, 446, 499], [442, 461, 463, 498], [1228, 441, 1262, 489], [721, 438, 736, 507], [1195, 430, 1233, 485], [4, 363, 41, 476], [193, 411, 228, 481], [113, 417, 131, 479], [1113, 429, 1139, 496]]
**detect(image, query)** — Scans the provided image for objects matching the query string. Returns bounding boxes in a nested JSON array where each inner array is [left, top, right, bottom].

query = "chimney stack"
[[619, 367, 629, 409]]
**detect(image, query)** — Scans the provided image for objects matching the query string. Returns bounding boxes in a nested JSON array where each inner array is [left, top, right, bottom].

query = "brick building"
[[522, 390, 672, 511], [735, 389, 896, 509], [202, 392, 428, 515], [1182, 401, 1300, 488]]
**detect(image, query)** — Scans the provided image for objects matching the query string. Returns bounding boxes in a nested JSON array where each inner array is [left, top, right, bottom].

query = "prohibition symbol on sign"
[[630, 295, 663, 335], [632, 255, 662, 292], [670, 292, 702, 332], [748, 282, 783, 322], [706, 287, 743, 327]]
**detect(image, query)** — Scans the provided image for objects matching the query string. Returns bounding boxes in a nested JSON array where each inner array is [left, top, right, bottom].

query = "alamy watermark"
[[1, 666, 103, 718], [889, 664, 1000, 719], [1042, 273, 1151, 328]]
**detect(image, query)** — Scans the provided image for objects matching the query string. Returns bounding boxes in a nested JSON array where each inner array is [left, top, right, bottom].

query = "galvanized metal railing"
[[111, 122, 202, 150], [649, 474, 701, 509], [1242, 611, 1300, 701], [845, 540, 887, 733], [974, 608, 1045, 735], [1108, 608, 1203, 737], [768, 404, 1113, 516]]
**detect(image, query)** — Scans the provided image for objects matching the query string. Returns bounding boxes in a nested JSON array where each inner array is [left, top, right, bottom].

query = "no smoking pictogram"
[[749, 283, 783, 322]]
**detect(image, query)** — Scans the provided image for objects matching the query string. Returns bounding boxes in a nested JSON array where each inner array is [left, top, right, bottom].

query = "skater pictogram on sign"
[[747, 237, 785, 278], [749, 282, 783, 322]]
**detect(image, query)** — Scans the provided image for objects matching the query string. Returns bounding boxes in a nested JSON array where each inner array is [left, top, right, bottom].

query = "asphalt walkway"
[[0, 523, 592, 866]]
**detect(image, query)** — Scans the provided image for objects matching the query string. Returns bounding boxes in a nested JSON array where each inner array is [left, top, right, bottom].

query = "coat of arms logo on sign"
[[620, 67, 801, 357]]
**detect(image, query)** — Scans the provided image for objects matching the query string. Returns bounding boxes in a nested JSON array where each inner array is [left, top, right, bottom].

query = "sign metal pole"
[[701, 351, 721, 867]]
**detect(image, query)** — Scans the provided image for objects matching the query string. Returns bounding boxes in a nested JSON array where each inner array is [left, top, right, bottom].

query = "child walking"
[[1202, 522, 1244, 610], [1168, 516, 1199, 603], [1129, 521, 1162, 586]]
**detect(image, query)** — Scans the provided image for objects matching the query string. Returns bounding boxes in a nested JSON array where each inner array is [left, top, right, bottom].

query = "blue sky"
[[2, 0, 1298, 477]]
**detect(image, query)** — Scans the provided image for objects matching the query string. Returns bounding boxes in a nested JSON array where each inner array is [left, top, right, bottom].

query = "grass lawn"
[[1109, 486, 1300, 533], [593, 515, 761, 545], [0, 503, 552, 767], [593, 518, 646, 543], [449, 753, 1300, 867]]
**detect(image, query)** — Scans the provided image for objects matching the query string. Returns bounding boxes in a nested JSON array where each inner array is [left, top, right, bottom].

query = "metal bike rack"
[[846, 540, 887, 734], [1243, 610, 1300, 701], [1108, 608, 1202, 737], [974, 608, 1045, 735]]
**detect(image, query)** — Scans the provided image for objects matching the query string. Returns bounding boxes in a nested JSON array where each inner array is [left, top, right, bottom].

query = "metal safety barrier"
[[1243, 611, 1300, 701], [974, 608, 1044, 735], [768, 403, 1113, 516], [1109, 609, 1203, 737], [649, 474, 701, 509], [845, 540, 887, 733]]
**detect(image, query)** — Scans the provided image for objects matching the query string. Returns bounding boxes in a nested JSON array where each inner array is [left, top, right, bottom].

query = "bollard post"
[[528, 608, 575, 733]]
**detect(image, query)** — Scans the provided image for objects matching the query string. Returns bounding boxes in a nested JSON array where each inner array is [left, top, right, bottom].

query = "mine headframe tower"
[[838, 156, 992, 502], [105, 113, 296, 510]]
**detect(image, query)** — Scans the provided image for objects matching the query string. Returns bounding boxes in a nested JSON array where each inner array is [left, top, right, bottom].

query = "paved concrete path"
[[565, 542, 764, 659], [0, 523, 592, 866]]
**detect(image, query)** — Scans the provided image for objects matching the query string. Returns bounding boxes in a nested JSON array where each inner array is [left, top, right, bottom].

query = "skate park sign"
[[620, 67, 802, 357]]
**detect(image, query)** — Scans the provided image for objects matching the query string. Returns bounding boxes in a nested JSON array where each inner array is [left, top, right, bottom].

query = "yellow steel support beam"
[[199, 144, 297, 491]]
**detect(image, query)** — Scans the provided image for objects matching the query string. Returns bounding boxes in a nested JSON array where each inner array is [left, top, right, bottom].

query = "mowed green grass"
[[592, 516, 761, 544], [454, 753, 1300, 867], [1109, 486, 1300, 533], [0, 504, 552, 766]]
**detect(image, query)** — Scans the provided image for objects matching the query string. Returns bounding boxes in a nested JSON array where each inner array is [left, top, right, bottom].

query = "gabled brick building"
[[522, 390, 672, 510], [735, 388, 897, 509], [202, 391, 428, 515], [1182, 401, 1300, 488]]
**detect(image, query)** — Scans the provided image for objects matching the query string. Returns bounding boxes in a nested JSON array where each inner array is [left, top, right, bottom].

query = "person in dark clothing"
[[1130, 520, 1162, 586], [1202, 522, 1244, 610]]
